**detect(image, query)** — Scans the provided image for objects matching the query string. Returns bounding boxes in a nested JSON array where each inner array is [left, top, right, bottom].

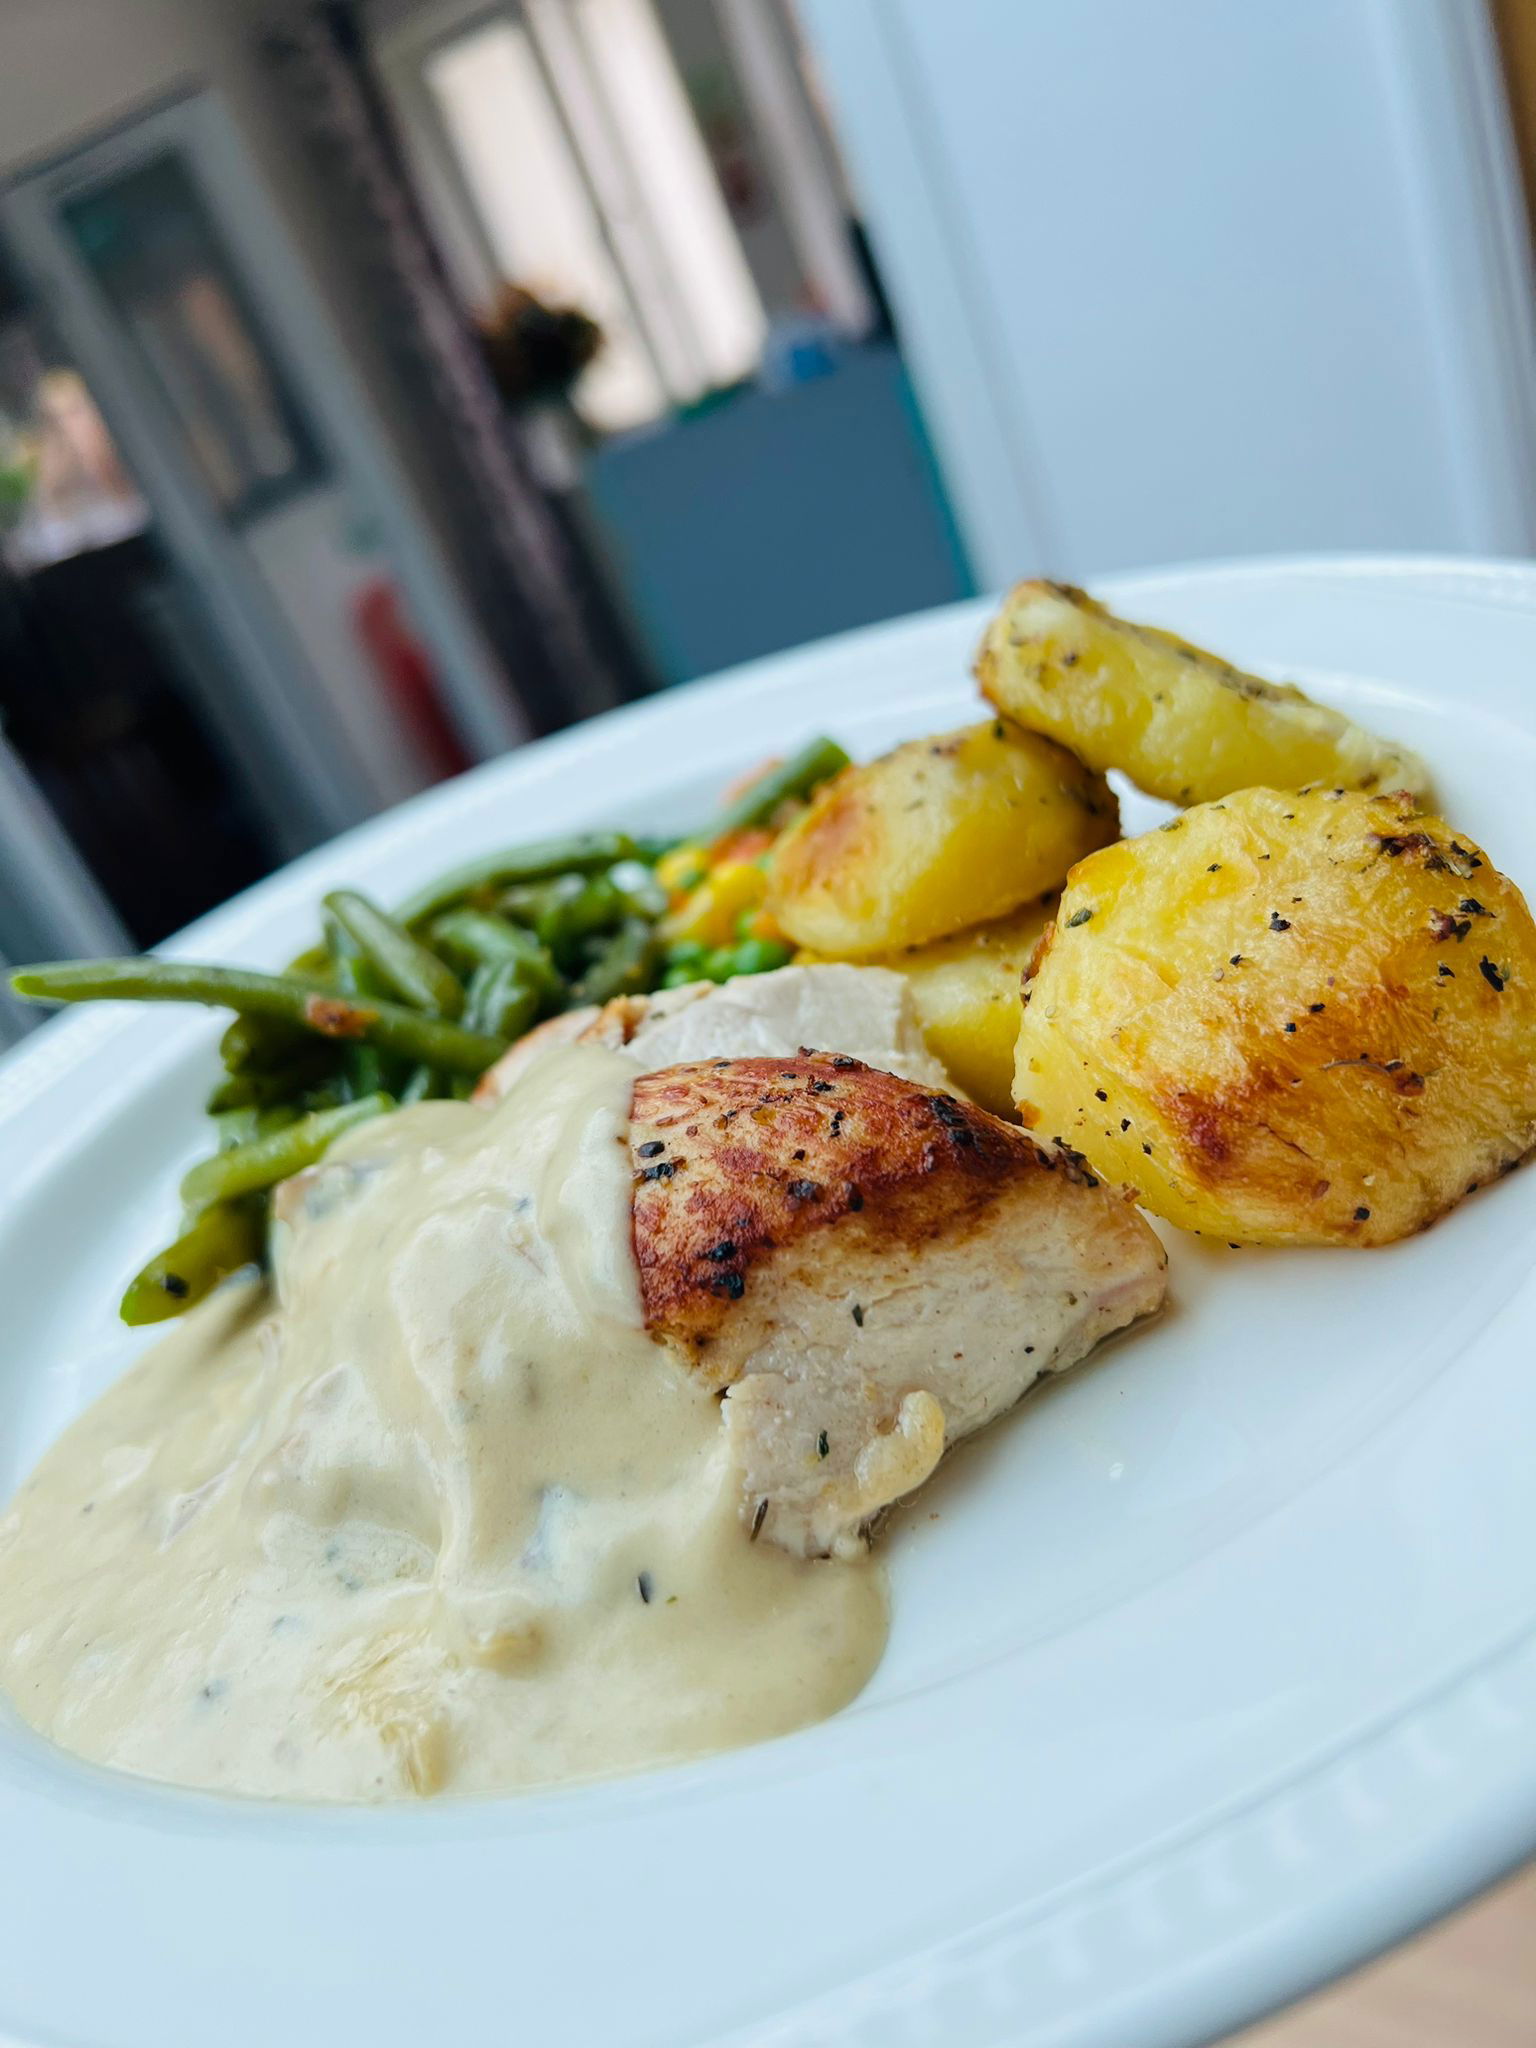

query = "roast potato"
[[978, 581, 1427, 806], [767, 719, 1116, 956], [805, 900, 1052, 1116], [1013, 786, 1536, 1245]]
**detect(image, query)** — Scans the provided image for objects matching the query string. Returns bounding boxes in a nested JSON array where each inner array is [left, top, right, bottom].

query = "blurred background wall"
[[3, 0, 1536, 1035]]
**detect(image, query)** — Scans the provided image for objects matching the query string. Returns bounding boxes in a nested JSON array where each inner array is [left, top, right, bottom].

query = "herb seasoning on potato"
[[1013, 785, 1536, 1245], [767, 717, 1116, 955], [978, 580, 1428, 805]]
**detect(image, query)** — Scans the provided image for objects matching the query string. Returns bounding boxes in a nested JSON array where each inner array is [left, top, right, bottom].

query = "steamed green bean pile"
[[9, 736, 850, 1328]]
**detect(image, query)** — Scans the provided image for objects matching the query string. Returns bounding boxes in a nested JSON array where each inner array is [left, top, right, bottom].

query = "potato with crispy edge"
[[978, 581, 1427, 806], [1013, 787, 1536, 1246], [767, 719, 1116, 957]]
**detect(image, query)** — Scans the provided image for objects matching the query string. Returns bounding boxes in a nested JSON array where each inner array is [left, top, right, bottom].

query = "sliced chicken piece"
[[474, 963, 951, 1104], [631, 1052, 1166, 1558]]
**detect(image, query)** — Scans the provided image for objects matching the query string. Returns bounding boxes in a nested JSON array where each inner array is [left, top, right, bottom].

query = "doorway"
[[0, 251, 280, 946]]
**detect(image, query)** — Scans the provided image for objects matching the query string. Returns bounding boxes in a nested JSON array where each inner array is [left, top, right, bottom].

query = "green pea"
[[732, 938, 793, 976]]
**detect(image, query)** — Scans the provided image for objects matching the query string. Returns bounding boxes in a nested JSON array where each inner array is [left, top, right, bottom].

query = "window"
[[422, 0, 767, 432]]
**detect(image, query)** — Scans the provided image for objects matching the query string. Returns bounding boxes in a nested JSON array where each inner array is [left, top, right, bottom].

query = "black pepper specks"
[[851, 1303, 865, 1327], [1206, 863, 1221, 873], [638, 1159, 676, 1182], [702, 1240, 737, 1263], [817, 1430, 830, 1460], [1308, 1002, 1325, 1012], [1283, 1022, 1296, 1033], [1094, 1089, 1107, 1102], [749, 1498, 769, 1542], [713, 1271, 745, 1300], [1480, 957, 1506, 992], [926, 1094, 977, 1148], [637, 1571, 654, 1604], [845, 1184, 864, 1212], [1230, 954, 1244, 967], [636, 1140, 665, 1159], [161, 1272, 190, 1299], [1066, 907, 1094, 927], [1269, 912, 1292, 932], [1354, 1206, 1371, 1221], [787, 1179, 823, 1203]]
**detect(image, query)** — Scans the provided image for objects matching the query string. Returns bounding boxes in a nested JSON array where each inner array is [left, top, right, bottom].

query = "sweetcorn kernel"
[[662, 860, 766, 946], [655, 842, 709, 895]]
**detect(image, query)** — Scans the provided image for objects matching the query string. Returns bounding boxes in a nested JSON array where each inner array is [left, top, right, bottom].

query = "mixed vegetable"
[[9, 736, 850, 1328]]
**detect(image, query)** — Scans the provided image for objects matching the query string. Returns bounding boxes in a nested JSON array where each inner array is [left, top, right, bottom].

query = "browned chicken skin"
[[631, 1051, 1166, 1557]]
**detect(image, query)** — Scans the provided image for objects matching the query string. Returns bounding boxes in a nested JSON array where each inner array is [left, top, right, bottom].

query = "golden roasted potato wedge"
[[767, 719, 1116, 956], [978, 581, 1427, 805], [805, 900, 1052, 1116], [1014, 786, 1536, 1245]]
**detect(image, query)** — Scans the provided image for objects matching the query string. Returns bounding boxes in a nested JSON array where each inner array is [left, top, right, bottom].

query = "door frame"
[[2, 89, 526, 850]]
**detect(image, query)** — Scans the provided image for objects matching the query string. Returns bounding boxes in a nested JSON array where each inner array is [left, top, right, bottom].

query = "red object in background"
[[352, 578, 471, 783]]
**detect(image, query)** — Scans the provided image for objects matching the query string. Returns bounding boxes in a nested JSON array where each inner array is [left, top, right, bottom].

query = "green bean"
[[206, 1049, 332, 1113], [428, 910, 562, 999], [325, 913, 387, 1100], [577, 918, 663, 1004], [180, 1093, 394, 1213], [398, 1063, 444, 1107], [120, 1200, 265, 1326], [219, 1013, 310, 1074], [215, 1104, 301, 1151], [394, 832, 642, 927], [214, 1106, 260, 1151], [711, 735, 850, 838], [323, 890, 464, 1018], [11, 961, 507, 1074], [463, 959, 540, 1040], [630, 835, 682, 863], [607, 858, 668, 920], [497, 877, 568, 929], [286, 945, 332, 983], [295, 1077, 350, 1113], [531, 874, 625, 964], [218, 949, 336, 1079]]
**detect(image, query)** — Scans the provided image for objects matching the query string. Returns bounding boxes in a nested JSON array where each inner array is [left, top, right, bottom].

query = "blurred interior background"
[[6, 0, 1536, 1051]]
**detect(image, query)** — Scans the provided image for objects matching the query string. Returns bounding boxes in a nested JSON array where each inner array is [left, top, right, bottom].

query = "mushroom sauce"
[[0, 1047, 886, 1801]]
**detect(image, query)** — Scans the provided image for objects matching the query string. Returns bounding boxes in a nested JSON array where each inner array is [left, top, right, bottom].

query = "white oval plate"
[[3, 556, 1535, 2048]]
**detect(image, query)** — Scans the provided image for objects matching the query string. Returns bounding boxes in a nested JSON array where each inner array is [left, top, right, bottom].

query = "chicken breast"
[[474, 963, 952, 1103], [631, 1052, 1166, 1557]]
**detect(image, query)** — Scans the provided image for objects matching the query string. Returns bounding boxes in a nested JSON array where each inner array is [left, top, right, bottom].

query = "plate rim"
[[2, 551, 1535, 2048]]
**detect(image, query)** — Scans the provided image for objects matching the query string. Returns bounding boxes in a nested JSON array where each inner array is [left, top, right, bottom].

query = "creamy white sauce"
[[0, 1047, 886, 1802]]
